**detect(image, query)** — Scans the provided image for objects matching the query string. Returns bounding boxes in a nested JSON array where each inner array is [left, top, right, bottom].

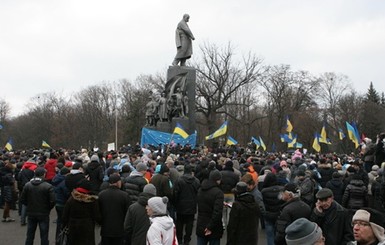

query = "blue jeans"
[[25, 215, 50, 245], [264, 219, 276, 245], [197, 236, 220, 245]]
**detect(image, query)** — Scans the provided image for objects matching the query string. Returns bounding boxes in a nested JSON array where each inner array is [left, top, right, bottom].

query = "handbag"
[[57, 226, 69, 245]]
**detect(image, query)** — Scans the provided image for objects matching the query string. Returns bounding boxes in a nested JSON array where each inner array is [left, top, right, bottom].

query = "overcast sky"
[[1, 0, 384, 117]]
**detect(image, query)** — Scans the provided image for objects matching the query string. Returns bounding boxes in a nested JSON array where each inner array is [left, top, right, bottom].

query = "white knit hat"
[[148, 196, 168, 215]]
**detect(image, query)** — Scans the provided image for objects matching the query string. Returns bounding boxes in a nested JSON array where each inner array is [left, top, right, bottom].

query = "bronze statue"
[[172, 14, 195, 66]]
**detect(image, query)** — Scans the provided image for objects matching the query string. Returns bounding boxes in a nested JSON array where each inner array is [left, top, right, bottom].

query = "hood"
[[350, 179, 364, 186], [23, 161, 38, 171], [51, 174, 66, 186], [150, 215, 174, 231], [129, 171, 143, 178], [329, 179, 343, 187], [30, 177, 44, 186], [137, 192, 155, 206], [181, 174, 196, 184], [87, 161, 100, 171], [46, 159, 57, 166], [71, 189, 98, 203], [236, 193, 257, 207], [200, 179, 218, 191]]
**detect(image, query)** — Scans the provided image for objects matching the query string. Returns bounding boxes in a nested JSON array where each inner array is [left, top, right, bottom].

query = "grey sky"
[[1, 0, 384, 117]]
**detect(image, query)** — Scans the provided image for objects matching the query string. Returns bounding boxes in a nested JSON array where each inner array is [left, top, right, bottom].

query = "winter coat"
[[85, 161, 104, 194], [196, 179, 224, 239], [173, 173, 200, 215], [297, 176, 315, 207], [150, 173, 173, 201], [1, 166, 15, 203], [261, 184, 285, 222], [146, 215, 177, 245], [51, 173, 70, 206], [44, 158, 57, 181], [226, 193, 260, 245], [65, 170, 86, 192], [310, 201, 353, 245], [18, 161, 37, 191], [124, 192, 155, 245], [371, 177, 385, 212], [123, 171, 148, 204], [275, 197, 311, 245], [62, 190, 102, 245], [342, 178, 368, 210], [98, 185, 131, 238], [20, 177, 55, 216], [375, 140, 385, 166], [348, 241, 385, 245], [317, 163, 336, 188], [220, 169, 239, 194], [325, 179, 345, 204]]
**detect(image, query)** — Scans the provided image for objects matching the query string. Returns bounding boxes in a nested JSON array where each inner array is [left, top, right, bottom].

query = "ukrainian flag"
[[312, 133, 321, 152], [259, 136, 266, 151], [42, 140, 51, 148], [226, 136, 238, 146], [338, 128, 345, 140], [286, 116, 293, 133], [205, 121, 228, 140], [251, 136, 261, 148], [5, 138, 13, 151], [346, 122, 359, 148], [173, 122, 189, 139], [319, 124, 328, 143]]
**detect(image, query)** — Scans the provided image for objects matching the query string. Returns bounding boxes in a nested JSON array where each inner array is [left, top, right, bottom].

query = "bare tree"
[[194, 42, 264, 134]]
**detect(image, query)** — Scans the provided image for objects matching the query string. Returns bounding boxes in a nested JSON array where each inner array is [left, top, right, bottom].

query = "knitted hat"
[[109, 173, 121, 184], [148, 196, 168, 215], [316, 188, 333, 199], [209, 170, 222, 181], [143, 184, 157, 196], [90, 154, 99, 163], [285, 218, 323, 245], [34, 167, 46, 177], [352, 208, 385, 242], [136, 162, 148, 172], [235, 182, 248, 194]]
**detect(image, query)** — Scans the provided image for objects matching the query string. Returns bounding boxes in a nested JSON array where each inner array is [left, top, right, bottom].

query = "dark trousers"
[[25, 215, 50, 245], [176, 213, 194, 244], [197, 236, 220, 245], [101, 236, 124, 245], [55, 206, 64, 245]]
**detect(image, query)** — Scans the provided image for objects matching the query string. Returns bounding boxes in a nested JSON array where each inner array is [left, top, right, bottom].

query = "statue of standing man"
[[172, 14, 195, 66]]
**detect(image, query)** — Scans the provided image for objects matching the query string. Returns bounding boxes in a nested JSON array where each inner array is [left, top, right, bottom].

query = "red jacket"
[[44, 159, 57, 181]]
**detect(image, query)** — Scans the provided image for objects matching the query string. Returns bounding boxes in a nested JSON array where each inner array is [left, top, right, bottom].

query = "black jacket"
[[226, 193, 259, 245], [220, 169, 239, 194], [310, 201, 353, 245], [261, 185, 285, 222], [174, 173, 200, 215], [85, 161, 104, 194], [98, 185, 131, 238], [325, 178, 345, 204], [65, 171, 86, 192], [123, 172, 148, 204], [342, 178, 367, 210], [20, 177, 55, 216], [124, 192, 154, 245], [275, 197, 311, 245], [196, 179, 224, 239]]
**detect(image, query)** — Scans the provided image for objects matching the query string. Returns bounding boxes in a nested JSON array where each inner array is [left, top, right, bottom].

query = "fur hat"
[[352, 208, 385, 242], [143, 184, 157, 196], [285, 218, 323, 245], [148, 196, 168, 215]]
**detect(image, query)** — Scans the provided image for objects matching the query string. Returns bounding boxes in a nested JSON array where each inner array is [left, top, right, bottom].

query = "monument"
[[143, 14, 196, 136]]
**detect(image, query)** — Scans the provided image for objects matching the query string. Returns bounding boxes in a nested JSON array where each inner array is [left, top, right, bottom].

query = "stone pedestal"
[[165, 66, 196, 134], [157, 121, 172, 133]]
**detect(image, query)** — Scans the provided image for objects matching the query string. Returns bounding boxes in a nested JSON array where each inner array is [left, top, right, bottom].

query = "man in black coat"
[[173, 164, 200, 245], [196, 170, 224, 245], [275, 183, 311, 245], [98, 173, 131, 245], [124, 184, 157, 245], [310, 188, 353, 245], [65, 162, 85, 192]]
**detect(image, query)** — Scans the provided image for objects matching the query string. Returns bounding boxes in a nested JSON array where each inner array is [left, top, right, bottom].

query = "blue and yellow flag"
[[285, 116, 293, 133], [226, 136, 238, 146], [42, 140, 51, 148], [338, 128, 345, 140], [259, 136, 266, 151], [319, 124, 328, 143], [5, 138, 13, 151], [173, 122, 189, 139], [346, 122, 359, 148], [312, 133, 321, 152], [251, 136, 261, 148], [205, 121, 228, 140], [287, 134, 298, 148]]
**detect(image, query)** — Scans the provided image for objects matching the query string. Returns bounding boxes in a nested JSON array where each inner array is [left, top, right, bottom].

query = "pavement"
[[0, 209, 267, 244]]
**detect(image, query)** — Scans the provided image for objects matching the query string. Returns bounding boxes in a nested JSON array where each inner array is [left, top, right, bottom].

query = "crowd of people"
[[0, 132, 385, 245]]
